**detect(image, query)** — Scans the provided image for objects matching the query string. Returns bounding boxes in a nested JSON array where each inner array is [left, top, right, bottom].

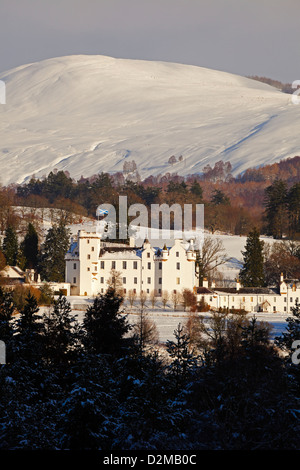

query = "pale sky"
[[0, 0, 299, 82]]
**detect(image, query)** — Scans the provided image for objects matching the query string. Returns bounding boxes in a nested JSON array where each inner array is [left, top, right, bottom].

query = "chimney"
[[202, 278, 208, 288], [236, 279, 240, 291]]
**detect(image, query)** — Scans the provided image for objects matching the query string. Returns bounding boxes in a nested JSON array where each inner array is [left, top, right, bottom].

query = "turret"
[[187, 239, 196, 261], [161, 244, 169, 261]]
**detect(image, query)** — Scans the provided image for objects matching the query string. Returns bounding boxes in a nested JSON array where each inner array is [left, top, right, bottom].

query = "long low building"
[[197, 275, 300, 314]]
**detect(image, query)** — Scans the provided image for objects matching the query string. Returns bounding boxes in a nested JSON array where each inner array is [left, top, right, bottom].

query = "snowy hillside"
[[0, 54, 299, 185]]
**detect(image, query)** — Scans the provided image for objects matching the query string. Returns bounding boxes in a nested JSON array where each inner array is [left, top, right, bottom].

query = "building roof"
[[214, 287, 278, 295], [99, 247, 140, 260], [196, 287, 214, 294], [0, 265, 25, 279]]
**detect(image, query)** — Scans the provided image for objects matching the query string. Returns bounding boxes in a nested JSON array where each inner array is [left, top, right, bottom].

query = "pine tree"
[[0, 287, 15, 345], [2, 225, 18, 266], [21, 223, 39, 269], [83, 287, 132, 357], [42, 293, 79, 364], [166, 323, 196, 391], [39, 222, 70, 282], [14, 292, 43, 361], [239, 227, 265, 287], [264, 179, 288, 239], [287, 183, 300, 237]]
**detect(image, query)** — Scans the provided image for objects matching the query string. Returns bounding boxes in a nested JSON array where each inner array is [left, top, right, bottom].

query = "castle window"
[[176, 262, 180, 270], [159, 278, 162, 284], [91, 246, 94, 252], [101, 261, 104, 269], [112, 261, 116, 269], [133, 261, 137, 269], [87, 255, 90, 260], [123, 277, 126, 284], [148, 262, 151, 269], [176, 278, 180, 285], [100, 277, 104, 283], [134, 277, 137, 284], [123, 261, 127, 269], [73, 263, 76, 269], [159, 262, 162, 269], [73, 277, 76, 283], [147, 277, 151, 284], [147, 252, 150, 258], [176, 252, 179, 257]]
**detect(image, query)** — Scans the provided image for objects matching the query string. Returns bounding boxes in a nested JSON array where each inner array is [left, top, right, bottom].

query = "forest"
[[2, 155, 300, 239], [0, 285, 300, 450], [0, 157, 299, 451]]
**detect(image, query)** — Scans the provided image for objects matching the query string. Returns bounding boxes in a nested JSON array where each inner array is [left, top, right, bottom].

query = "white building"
[[65, 230, 197, 296], [196, 274, 300, 314]]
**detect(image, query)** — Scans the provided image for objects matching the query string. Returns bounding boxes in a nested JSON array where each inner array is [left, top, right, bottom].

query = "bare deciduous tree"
[[195, 236, 229, 286]]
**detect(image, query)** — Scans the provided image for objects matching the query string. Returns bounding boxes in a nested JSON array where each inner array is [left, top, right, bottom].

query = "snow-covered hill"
[[0, 54, 299, 185]]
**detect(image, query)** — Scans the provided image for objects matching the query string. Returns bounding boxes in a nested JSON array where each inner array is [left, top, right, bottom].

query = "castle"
[[65, 230, 300, 315], [65, 230, 196, 297]]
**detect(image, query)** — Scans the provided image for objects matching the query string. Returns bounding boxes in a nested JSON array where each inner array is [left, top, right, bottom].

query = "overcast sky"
[[0, 0, 298, 82]]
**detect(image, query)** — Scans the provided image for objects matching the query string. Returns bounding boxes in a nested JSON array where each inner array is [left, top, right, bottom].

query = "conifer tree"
[[14, 292, 43, 361], [0, 287, 15, 345], [42, 293, 79, 364], [21, 222, 39, 269], [39, 221, 70, 282], [166, 323, 196, 391], [83, 287, 132, 357], [264, 179, 288, 239], [239, 227, 265, 287], [3, 225, 18, 266]]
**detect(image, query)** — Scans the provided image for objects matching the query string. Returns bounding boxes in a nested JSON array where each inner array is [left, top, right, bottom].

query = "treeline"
[[0, 221, 70, 283], [246, 75, 294, 94], [0, 155, 298, 240], [0, 286, 299, 450]]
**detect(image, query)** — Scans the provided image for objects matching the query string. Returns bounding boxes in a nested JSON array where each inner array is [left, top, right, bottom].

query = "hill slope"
[[0, 54, 299, 185]]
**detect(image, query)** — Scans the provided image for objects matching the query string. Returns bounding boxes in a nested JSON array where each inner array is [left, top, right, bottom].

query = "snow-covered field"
[[65, 296, 288, 344], [0, 54, 299, 186]]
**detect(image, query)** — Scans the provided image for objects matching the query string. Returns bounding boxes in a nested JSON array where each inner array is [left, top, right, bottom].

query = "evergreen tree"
[[0, 287, 15, 345], [21, 222, 39, 269], [166, 323, 196, 391], [190, 180, 203, 200], [211, 189, 230, 206], [264, 179, 288, 239], [14, 292, 43, 361], [2, 225, 18, 266], [42, 294, 79, 364], [39, 222, 70, 282], [239, 227, 265, 287], [287, 183, 300, 237], [83, 287, 132, 357]]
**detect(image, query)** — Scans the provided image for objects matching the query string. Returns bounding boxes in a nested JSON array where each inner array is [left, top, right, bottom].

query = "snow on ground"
[[65, 296, 289, 344], [0, 54, 299, 186]]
